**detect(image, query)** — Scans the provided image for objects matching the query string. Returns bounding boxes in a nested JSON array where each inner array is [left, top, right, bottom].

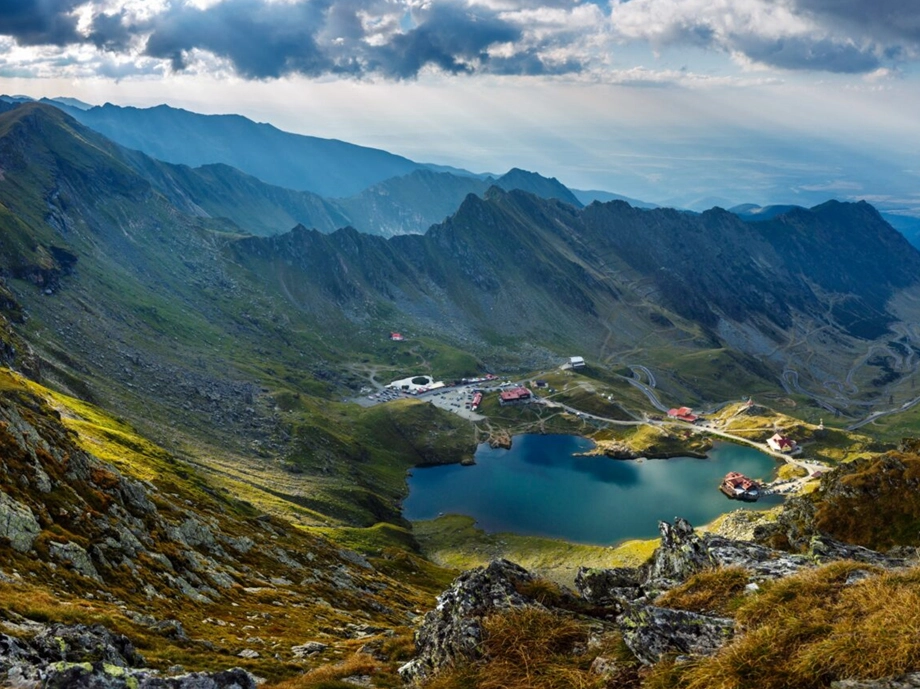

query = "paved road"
[[625, 376, 670, 412], [847, 394, 920, 430], [632, 365, 656, 388]]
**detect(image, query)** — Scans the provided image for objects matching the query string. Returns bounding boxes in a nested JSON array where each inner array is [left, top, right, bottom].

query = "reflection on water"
[[403, 434, 783, 545]]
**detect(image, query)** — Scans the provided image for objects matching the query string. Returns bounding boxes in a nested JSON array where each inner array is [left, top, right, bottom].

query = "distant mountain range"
[[3, 98, 920, 689], [0, 95, 588, 237], [3, 103, 920, 421], [573, 189, 658, 208], [11, 94, 920, 253], [731, 203, 920, 249]]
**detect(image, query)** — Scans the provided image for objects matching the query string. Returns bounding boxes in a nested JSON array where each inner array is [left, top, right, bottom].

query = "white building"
[[767, 433, 797, 453], [569, 356, 585, 369]]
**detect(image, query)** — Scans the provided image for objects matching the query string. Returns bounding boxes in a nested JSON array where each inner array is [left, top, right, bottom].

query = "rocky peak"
[[399, 559, 537, 684], [645, 517, 716, 588]]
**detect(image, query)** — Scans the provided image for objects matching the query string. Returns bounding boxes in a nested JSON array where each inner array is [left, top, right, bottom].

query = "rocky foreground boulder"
[[398, 559, 539, 683], [401, 517, 915, 683], [577, 517, 910, 609]]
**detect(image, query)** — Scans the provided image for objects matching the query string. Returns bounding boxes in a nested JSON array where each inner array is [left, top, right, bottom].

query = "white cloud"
[[607, 0, 885, 73]]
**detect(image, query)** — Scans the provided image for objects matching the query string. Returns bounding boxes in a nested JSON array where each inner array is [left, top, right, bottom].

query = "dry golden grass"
[[477, 608, 600, 689], [268, 653, 382, 689], [647, 562, 920, 689], [655, 567, 750, 616], [421, 607, 606, 689], [813, 452, 920, 549], [515, 577, 568, 607]]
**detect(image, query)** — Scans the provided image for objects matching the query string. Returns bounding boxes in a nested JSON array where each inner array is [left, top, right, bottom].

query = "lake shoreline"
[[404, 434, 783, 544]]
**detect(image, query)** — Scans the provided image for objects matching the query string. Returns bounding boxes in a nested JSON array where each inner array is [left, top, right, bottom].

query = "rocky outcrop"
[[645, 517, 717, 589], [577, 517, 909, 612], [403, 516, 917, 682], [756, 451, 920, 554], [0, 623, 256, 688], [574, 567, 643, 608], [0, 490, 41, 552], [398, 559, 537, 684], [618, 605, 735, 665], [40, 665, 256, 688]]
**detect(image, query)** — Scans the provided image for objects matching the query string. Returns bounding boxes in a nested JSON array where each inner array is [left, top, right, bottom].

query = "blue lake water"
[[403, 434, 784, 545]]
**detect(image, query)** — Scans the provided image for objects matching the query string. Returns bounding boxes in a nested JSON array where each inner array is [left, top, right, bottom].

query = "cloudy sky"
[[2, 0, 920, 210]]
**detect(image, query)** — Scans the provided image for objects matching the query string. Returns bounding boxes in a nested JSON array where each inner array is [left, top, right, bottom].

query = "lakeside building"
[[768, 433, 797, 453], [499, 387, 533, 406], [720, 472, 762, 501]]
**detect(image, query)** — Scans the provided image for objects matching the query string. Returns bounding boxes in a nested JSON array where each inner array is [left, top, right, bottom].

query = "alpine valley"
[[2, 99, 920, 689]]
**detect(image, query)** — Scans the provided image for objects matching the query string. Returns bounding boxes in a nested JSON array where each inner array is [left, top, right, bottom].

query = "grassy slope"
[[645, 562, 920, 689], [413, 515, 657, 588], [0, 369, 456, 686]]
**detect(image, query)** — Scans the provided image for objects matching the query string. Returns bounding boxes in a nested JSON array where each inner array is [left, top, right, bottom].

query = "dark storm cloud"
[[0, 0, 82, 45], [9, 0, 918, 80], [370, 3, 521, 77], [88, 11, 135, 51], [794, 0, 920, 44], [137, 0, 551, 79], [144, 0, 333, 78], [610, 0, 920, 75], [737, 34, 881, 74]]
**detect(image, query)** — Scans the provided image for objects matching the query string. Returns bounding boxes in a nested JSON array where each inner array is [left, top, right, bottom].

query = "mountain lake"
[[403, 434, 785, 544]]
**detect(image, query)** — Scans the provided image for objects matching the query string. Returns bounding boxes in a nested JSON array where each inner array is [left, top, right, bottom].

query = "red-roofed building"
[[720, 472, 761, 501], [668, 406, 699, 423], [389, 332, 404, 341], [499, 387, 533, 406], [767, 433, 797, 453]]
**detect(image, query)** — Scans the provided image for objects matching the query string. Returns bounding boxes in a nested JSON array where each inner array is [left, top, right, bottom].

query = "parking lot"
[[420, 385, 486, 421], [351, 380, 511, 421], [351, 386, 409, 408]]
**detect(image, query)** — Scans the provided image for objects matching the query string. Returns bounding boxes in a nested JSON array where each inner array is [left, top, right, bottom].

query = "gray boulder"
[[49, 541, 102, 581], [291, 641, 327, 657], [618, 605, 735, 665], [31, 624, 145, 667], [0, 490, 41, 552], [398, 559, 536, 684], [574, 567, 643, 607], [645, 517, 715, 588]]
